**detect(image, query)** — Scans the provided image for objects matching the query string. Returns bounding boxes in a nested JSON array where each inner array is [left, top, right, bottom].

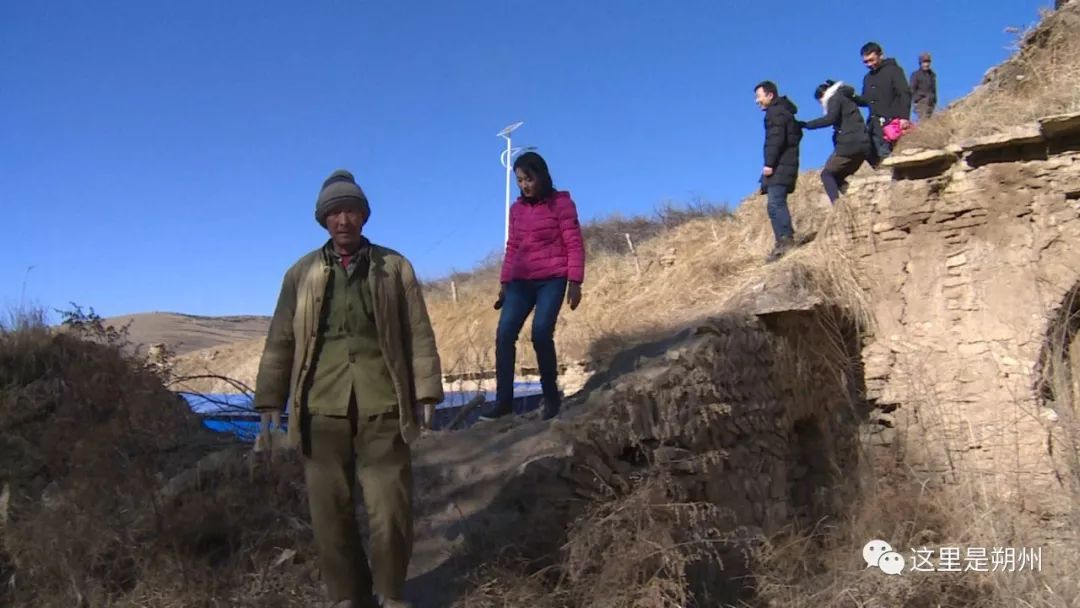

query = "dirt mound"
[[105, 311, 271, 356], [440, 300, 867, 607]]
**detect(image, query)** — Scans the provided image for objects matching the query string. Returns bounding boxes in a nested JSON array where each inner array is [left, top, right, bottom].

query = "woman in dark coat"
[[800, 80, 872, 203]]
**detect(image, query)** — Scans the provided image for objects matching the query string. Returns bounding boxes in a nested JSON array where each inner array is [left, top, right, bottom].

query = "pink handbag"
[[883, 118, 905, 143]]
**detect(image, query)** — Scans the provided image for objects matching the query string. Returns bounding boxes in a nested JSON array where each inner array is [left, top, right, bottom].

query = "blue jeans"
[[495, 278, 567, 408], [766, 184, 794, 243]]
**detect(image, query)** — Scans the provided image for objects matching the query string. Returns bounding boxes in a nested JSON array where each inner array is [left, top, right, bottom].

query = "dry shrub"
[[558, 479, 744, 608], [119, 456, 319, 608], [900, 3, 1080, 150], [454, 470, 749, 608], [1039, 284, 1080, 514], [0, 308, 321, 607], [455, 565, 566, 608]]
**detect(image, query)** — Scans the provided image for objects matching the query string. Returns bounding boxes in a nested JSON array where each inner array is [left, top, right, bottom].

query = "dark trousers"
[[867, 116, 892, 166], [303, 405, 412, 607], [821, 152, 866, 203], [765, 184, 794, 244], [914, 100, 934, 122], [495, 278, 568, 408]]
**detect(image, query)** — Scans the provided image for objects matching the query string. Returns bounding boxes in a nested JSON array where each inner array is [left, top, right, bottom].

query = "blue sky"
[[1, 0, 1049, 318]]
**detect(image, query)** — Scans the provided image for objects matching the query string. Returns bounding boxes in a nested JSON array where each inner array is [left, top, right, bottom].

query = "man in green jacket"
[[254, 169, 444, 608]]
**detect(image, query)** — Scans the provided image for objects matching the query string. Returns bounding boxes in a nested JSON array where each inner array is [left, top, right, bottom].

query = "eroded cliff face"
[[844, 113, 1080, 502]]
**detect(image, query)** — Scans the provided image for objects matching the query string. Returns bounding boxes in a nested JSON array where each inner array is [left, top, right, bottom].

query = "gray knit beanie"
[[315, 169, 370, 227]]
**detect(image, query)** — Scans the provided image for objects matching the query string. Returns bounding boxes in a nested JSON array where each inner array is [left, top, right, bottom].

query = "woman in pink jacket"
[[479, 151, 586, 421]]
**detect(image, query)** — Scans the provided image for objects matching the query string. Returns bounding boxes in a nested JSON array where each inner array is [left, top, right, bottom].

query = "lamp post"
[[497, 121, 532, 246], [499, 144, 538, 233]]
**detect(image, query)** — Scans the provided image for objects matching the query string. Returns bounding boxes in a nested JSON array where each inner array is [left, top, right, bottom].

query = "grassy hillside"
[[422, 169, 858, 379], [900, 3, 1080, 150]]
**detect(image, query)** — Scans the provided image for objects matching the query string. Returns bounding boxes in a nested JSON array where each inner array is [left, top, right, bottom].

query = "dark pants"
[[765, 184, 794, 244], [914, 100, 934, 122], [867, 117, 892, 167], [496, 278, 567, 408], [821, 152, 866, 203], [303, 404, 412, 607]]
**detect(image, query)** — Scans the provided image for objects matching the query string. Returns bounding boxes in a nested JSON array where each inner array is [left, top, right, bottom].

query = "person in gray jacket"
[[910, 52, 938, 121]]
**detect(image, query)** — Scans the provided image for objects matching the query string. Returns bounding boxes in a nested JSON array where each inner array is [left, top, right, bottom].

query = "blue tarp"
[[180, 381, 544, 440]]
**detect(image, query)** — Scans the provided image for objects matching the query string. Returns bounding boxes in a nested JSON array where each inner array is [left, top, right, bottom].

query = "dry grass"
[[0, 308, 323, 607], [900, 2, 1080, 151], [554, 482, 754, 608], [453, 451, 755, 608]]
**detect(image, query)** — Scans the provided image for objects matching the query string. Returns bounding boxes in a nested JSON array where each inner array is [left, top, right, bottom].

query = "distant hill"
[[106, 312, 270, 356]]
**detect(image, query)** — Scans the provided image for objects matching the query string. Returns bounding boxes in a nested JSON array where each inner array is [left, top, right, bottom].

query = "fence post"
[[451, 280, 458, 304], [625, 233, 642, 277]]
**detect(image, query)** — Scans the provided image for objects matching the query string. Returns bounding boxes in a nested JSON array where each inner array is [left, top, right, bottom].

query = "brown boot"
[[765, 236, 794, 263]]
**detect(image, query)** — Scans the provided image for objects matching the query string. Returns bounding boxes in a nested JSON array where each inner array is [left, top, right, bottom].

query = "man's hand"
[[762, 166, 774, 177], [493, 285, 506, 310], [254, 410, 284, 454], [899, 119, 912, 130], [567, 281, 582, 310], [415, 398, 438, 430]]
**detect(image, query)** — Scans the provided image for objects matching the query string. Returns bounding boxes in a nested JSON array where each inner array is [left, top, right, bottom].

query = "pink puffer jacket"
[[500, 190, 586, 284]]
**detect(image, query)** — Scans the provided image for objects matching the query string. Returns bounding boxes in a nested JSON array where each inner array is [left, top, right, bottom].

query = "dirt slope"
[[106, 312, 270, 356]]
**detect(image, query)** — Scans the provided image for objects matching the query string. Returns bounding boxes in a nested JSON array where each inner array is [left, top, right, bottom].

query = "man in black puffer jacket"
[[856, 41, 912, 165], [755, 80, 803, 263], [800, 80, 871, 204]]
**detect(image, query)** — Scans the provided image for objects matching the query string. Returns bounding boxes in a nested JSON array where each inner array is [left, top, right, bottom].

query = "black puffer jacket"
[[858, 57, 912, 120], [761, 96, 802, 191], [803, 81, 871, 157]]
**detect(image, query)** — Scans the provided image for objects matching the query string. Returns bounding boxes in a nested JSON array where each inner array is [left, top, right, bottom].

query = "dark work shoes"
[[478, 400, 513, 421], [541, 398, 561, 421], [478, 397, 562, 422]]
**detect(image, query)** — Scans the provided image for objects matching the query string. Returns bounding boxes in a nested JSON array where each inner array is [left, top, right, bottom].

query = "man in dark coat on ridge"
[[754, 80, 803, 263], [855, 41, 912, 165], [910, 52, 938, 122]]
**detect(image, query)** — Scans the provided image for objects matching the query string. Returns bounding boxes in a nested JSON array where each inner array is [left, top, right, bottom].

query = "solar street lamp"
[[496, 121, 535, 245]]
